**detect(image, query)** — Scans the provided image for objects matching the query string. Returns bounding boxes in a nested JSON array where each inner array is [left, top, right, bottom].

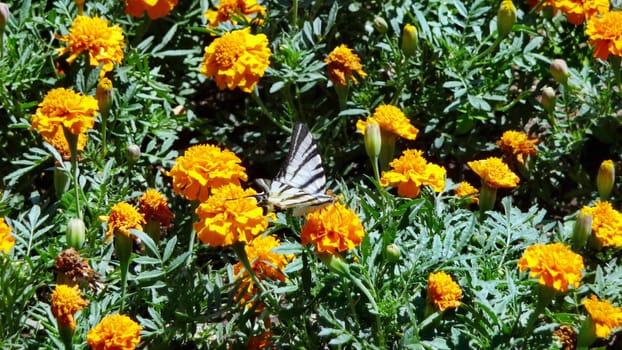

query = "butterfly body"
[[255, 123, 334, 216]]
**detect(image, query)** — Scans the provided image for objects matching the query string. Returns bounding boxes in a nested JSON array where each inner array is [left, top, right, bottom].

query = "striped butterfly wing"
[[257, 123, 334, 215]]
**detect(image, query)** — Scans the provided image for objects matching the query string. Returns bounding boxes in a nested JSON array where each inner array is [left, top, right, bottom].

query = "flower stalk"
[[64, 127, 82, 219], [114, 232, 133, 312]]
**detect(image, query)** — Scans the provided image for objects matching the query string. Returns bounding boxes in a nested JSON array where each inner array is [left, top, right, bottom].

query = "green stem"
[[371, 156, 381, 184], [524, 285, 554, 335], [64, 128, 82, 219], [472, 36, 503, 64], [251, 88, 289, 132], [100, 110, 109, 158], [114, 232, 133, 313], [292, 0, 298, 29], [347, 272, 385, 348], [58, 324, 74, 350]]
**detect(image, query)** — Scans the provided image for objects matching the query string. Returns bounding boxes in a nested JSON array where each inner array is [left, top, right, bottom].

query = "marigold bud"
[[597, 160, 615, 201], [0, 3, 8, 32], [572, 209, 592, 251], [497, 0, 516, 38], [66, 218, 86, 249], [373, 16, 388, 34], [385, 243, 401, 262], [550, 59, 569, 85], [401, 23, 418, 57], [318, 252, 351, 277], [540, 86, 556, 113], [364, 122, 382, 161], [96, 77, 113, 116], [127, 144, 141, 163]]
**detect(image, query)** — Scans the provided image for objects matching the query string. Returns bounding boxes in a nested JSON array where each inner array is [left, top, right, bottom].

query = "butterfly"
[[255, 123, 334, 216]]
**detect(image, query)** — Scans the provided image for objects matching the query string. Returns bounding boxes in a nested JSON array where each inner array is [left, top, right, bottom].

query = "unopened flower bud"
[[318, 252, 350, 277], [572, 209, 592, 251], [550, 59, 569, 85], [497, 0, 516, 38], [364, 122, 382, 161], [385, 243, 401, 262], [540, 86, 556, 113], [597, 160, 615, 200], [373, 16, 388, 34], [127, 144, 141, 163], [401, 23, 418, 57], [96, 77, 113, 116], [66, 218, 86, 249], [0, 3, 9, 32]]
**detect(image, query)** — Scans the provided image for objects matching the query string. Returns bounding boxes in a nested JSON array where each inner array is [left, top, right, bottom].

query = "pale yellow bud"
[[497, 0, 516, 38], [540, 86, 556, 113], [550, 59, 569, 85], [96, 78, 113, 116], [401, 24, 418, 57], [597, 160, 615, 200]]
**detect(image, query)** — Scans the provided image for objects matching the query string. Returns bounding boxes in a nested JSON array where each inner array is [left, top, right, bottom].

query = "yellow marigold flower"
[[138, 189, 174, 228], [0, 217, 15, 254], [586, 10, 622, 61], [517, 242, 584, 293], [554, 0, 609, 25], [205, 0, 266, 27], [200, 28, 271, 93], [167, 144, 248, 202], [496, 130, 539, 165], [357, 105, 418, 140], [300, 201, 365, 254], [580, 201, 622, 248], [104, 202, 145, 242], [380, 149, 446, 198], [122, 0, 178, 19], [194, 184, 269, 247], [56, 16, 125, 77], [427, 271, 462, 312], [324, 44, 367, 86], [454, 181, 479, 203], [86, 314, 142, 350], [468, 157, 519, 189], [51, 284, 89, 330], [31, 88, 98, 140], [582, 295, 622, 339]]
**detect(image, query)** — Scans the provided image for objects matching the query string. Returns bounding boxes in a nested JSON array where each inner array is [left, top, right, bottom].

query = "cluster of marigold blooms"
[[527, 0, 622, 61]]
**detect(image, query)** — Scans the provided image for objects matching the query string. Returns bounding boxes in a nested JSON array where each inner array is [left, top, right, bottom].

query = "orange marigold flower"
[[324, 44, 367, 86], [200, 28, 271, 93], [31, 88, 98, 140], [234, 234, 292, 282], [44, 126, 88, 159], [122, 0, 178, 19], [167, 144, 248, 202], [138, 189, 174, 228], [380, 149, 446, 198], [356, 105, 419, 140], [51, 284, 89, 330], [582, 295, 622, 339], [194, 184, 269, 247], [517, 242, 584, 292], [427, 271, 462, 312], [0, 217, 15, 254], [233, 234, 292, 305], [468, 157, 519, 189], [300, 201, 365, 254], [496, 130, 539, 165], [205, 0, 266, 27], [248, 331, 276, 350], [580, 201, 622, 248], [586, 11, 622, 61], [56, 16, 124, 77], [555, 0, 609, 25], [86, 314, 142, 350], [454, 181, 479, 203], [104, 202, 145, 242]]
